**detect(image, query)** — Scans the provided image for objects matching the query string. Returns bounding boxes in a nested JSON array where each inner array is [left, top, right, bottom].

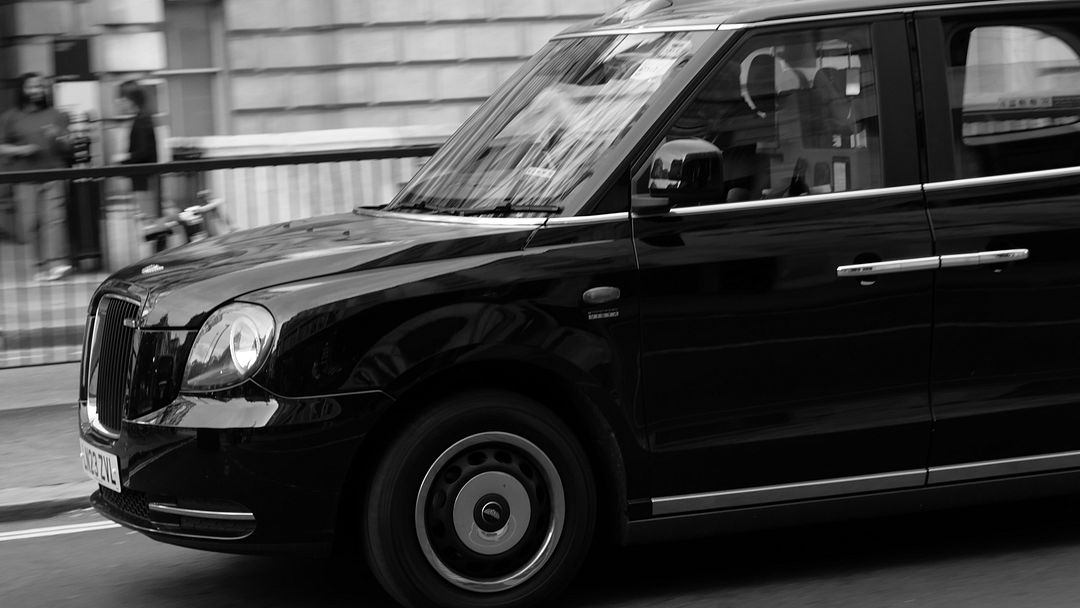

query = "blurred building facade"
[[0, 0, 621, 160]]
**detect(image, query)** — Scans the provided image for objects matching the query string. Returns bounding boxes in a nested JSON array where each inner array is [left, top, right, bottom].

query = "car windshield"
[[385, 30, 713, 217]]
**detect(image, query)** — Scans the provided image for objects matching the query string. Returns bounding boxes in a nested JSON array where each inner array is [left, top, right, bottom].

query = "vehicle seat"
[[807, 67, 854, 148]]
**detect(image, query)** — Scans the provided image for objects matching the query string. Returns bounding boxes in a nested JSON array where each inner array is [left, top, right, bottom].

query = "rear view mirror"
[[635, 138, 724, 213]]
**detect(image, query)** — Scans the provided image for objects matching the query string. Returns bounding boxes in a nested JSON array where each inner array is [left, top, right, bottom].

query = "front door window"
[[637, 25, 883, 205]]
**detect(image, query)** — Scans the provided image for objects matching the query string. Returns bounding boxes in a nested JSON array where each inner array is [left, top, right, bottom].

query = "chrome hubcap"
[[452, 472, 531, 555], [415, 432, 565, 593]]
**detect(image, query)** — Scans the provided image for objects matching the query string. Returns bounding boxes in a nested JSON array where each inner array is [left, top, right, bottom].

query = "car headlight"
[[181, 303, 276, 392]]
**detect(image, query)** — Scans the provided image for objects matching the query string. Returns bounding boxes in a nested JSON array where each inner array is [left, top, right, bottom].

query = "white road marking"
[[0, 521, 120, 543]]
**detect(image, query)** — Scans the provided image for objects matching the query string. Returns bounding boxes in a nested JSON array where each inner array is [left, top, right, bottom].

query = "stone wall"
[[224, 0, 621, 134], [1, 0, 621, 148]]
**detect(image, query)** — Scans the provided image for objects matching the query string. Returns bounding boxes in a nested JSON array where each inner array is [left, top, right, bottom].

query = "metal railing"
[[0, 143, 439, 369]]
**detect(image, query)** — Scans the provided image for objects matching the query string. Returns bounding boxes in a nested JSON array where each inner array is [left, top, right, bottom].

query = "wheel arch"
[[338, 354, 630, 551]]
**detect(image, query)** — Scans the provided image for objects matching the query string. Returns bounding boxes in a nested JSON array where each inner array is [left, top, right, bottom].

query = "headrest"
[[747, 54, 776, 114]]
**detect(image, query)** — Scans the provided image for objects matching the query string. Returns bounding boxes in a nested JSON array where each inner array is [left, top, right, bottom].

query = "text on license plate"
[[80, 439, 121, 492]]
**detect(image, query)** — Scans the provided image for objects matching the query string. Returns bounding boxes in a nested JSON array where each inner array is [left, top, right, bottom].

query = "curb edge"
[[0, 495, 92, 524]]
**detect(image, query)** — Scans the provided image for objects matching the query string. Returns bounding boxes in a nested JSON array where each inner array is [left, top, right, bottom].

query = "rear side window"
[[949, 23, 1080, 177]]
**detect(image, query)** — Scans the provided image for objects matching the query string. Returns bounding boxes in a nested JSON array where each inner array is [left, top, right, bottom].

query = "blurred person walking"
[[0, 72, 73, 280], [114, 80, 166, 252], [114, 80, 158, 198]]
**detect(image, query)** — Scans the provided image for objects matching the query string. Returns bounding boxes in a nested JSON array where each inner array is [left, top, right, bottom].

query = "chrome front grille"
[[86, 295, 140, 435]]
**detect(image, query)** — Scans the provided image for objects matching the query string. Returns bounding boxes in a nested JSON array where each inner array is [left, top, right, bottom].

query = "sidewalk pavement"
[[0, 362, 97, 522], [0, 361, 80, 411]]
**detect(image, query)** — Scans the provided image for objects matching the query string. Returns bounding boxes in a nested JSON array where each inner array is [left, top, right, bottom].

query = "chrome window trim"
[[651, 470, 925, 516], [545, 212, 629, 226], [380, 184, 929, 223], [559, 0, 1063, 41], [725, 0, 1054, 30], [148, 503, 256, 522], [734, 7, 911, 28], [552, 24, 727, 39], [644, 184, 923, 218], [924, 165, 1080, 193], [730, 0, 1062, 30], [929, 450, 1080, 485]]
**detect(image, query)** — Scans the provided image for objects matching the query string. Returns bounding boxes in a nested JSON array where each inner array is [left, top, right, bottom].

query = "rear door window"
[[949, 24, 1080, 177]]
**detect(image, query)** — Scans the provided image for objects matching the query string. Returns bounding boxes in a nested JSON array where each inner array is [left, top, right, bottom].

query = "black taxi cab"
[[78, 1, 1080, 606]]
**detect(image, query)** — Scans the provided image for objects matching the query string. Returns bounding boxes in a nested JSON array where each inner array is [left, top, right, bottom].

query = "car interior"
[[641, 30, 884, 205]]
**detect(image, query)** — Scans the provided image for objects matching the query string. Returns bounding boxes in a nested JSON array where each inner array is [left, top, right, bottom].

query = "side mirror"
[[634, 138, 724, 213]]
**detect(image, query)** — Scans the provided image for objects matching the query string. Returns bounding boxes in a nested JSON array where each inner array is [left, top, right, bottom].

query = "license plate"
[[80, 439, 121, 492]]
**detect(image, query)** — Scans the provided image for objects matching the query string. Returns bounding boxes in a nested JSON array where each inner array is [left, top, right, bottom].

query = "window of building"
[[637, 25, 882, 204], [160, 0, 227, 136], [949, 24, 1080, 177]]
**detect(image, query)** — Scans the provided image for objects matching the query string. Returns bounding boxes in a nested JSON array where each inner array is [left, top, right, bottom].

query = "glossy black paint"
[[916, 7, 1080, 467], [638, 190, 935, 496], [634, 16, 930, 497], [110, 211, 540, 329], [626, 467, 1080, 545], [79, 390, 393, 552], [242, 213, 647, 501], [926, 172, 1080, 465], [77, 0, 1080, 559]]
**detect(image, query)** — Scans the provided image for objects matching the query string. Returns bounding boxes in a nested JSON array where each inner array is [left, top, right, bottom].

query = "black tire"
[[363, 390, 596, 608]]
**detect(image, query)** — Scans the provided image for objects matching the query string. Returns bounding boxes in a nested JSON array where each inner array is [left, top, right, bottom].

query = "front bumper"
[[79, 390, 393, 555]]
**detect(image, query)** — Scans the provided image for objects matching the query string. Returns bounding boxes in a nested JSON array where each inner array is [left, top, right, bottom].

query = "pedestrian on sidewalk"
[[113, 80, 170, 253], [113, 80, 158, 210], [0, 73, 73, 281]]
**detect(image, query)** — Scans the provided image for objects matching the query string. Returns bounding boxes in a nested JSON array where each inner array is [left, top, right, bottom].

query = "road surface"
[[5, 495, 1080, 607]]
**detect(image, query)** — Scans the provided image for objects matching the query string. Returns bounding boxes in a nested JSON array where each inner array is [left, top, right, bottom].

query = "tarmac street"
[[6, 496, 1080, 606], [0, 362, 80, 412], [8, 363, 1080, 605]]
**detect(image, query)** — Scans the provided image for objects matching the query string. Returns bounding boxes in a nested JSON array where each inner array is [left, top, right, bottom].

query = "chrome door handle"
[[836, 256, 939, 278], [582, 286, 621, 305], [837, 249, 1029, 278], [940, 248, 1029, 268]]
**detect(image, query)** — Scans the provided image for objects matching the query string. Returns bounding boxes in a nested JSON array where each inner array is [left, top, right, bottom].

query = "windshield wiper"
[[384, 201, 465, 216], [460, 202, 563, 217], [353, 203, 387, 212]]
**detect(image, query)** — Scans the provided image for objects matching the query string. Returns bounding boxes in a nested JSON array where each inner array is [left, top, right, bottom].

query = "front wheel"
[[363, 391, 596, 608]]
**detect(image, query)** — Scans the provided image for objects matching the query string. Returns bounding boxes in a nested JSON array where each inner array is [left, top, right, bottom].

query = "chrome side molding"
[[148, 503, 256, 522], [651, 470, 925, 516], [928, 450, 1080, 485], [650, 447, 1080, 517], [837, 249, 1029, 278]]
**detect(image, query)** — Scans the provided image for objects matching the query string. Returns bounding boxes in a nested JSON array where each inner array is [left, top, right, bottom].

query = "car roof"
[[558, 0, 1061, 36]]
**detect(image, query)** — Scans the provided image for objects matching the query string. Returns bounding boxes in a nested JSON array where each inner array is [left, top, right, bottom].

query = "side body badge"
[[141, 264, 165, 275]]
